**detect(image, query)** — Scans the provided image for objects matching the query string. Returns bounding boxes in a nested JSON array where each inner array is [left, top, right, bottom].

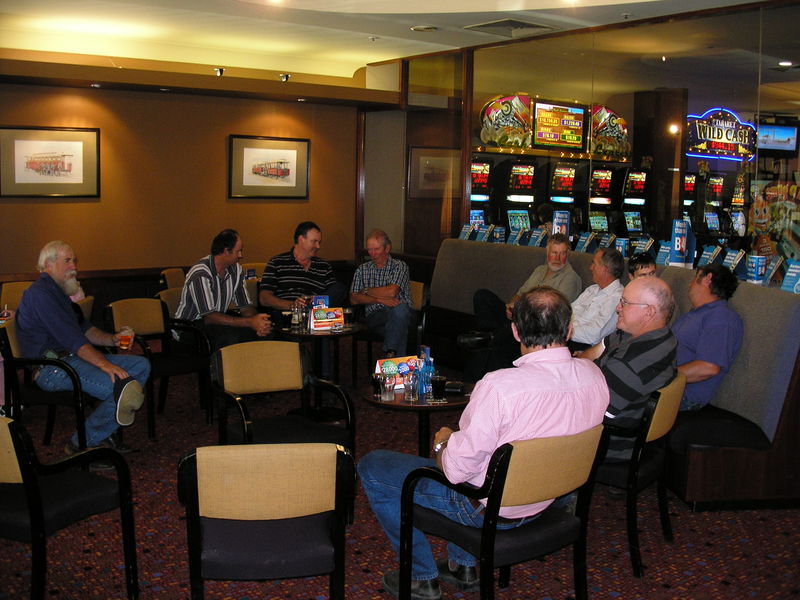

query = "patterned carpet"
[[1, 343, 799, 600]]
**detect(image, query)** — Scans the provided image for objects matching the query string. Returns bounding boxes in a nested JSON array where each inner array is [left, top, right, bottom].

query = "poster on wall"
[[407, 147, 461, 198], [228, 135, 309, 199], [0, 127, 99, 197], [748, 179, 800, 269]]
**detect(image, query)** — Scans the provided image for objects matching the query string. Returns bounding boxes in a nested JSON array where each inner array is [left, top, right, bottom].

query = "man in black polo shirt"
[[582, 275, 677, 462], [258, 221, 347, 315]]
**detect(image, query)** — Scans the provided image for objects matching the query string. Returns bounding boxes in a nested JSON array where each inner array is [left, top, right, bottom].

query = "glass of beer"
[[343, 307, 354, 326], [118, 326, 134, 351], [431, 375, 447, 404]]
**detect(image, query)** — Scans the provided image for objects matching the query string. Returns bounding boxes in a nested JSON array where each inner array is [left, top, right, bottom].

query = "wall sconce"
[[668, 123, 680, 135], [214, 68, 224, 77], [279, 73, 291, 82]]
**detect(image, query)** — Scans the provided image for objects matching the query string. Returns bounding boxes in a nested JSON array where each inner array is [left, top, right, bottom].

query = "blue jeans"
[[36, 354, 151, 447], [365, 303, 414, 355], [358, 450, 531, 581]]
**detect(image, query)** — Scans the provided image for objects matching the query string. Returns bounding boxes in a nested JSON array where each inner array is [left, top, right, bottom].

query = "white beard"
[[61, 273, 81, 297]]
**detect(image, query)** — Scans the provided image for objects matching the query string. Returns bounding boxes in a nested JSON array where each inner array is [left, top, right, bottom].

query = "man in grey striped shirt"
[[583, 276, 677, 462], [176, 229, 271, 350]]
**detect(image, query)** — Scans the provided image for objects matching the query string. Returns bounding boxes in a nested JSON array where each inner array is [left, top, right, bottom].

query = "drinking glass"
[[118, 326, 134, 351], [380, 374, 396, 402], [431, 374, 447, 404]]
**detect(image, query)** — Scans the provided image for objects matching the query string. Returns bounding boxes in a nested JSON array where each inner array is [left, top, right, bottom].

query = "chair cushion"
[[16, 382, 82, 407], [0, 470, 120, 541], [596, 446, 665, 491], [149, 353, 207, 379], [413, 504, 581, 567], [668, 405, 771, 454], [200, 512, 335, 580]]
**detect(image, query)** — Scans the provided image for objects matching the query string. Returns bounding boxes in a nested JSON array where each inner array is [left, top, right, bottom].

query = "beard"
[[547, 261, 566, 272], [59, 272, 81, 297]]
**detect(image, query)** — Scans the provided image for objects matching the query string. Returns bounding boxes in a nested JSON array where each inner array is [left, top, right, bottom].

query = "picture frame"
[[0, 127, 100, 197], [229, 135, 310, 199], [408, 147, 461, 198]]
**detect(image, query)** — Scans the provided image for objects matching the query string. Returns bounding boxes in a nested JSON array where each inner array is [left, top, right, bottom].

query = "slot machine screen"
[[470, 162, 491, 202], [507, 209, 531, 231], [589, 211, 609, 232], [589, 168, 613, 205], [624, 211, 643, 233], [532, 101, 588, 151], [551, 163, 576, 196], [469, 209, 485, 226], [683, 173, 697, 206], [507, 163, 535, 203], [705, 211, 720, 231], [624, 171, 647, 205], [706, 175, 724, 207]]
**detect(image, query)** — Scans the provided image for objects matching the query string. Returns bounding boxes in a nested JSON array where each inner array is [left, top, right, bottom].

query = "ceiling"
[[0, 0, 763, 79], [0, 0, 798, 115]]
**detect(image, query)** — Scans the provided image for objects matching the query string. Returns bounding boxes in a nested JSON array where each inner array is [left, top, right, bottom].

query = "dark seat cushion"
[[669, 405, 771, 454], [0, 470, 120, 541], [413, 504, 580, 567], [149, 353, 207, 378], [596, 446, 665, 490], [227, 415, 351, 448], [200, 512, 335, 580]]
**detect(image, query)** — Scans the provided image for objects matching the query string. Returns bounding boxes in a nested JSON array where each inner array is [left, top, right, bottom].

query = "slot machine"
[[728, 173, 748, 237], [682, 172, 698, 216], [549, 161, 579, 233], [621, 169, 649, 238], [470, 159, 493, 223], [502, 162, 536, 231], [588, 166, 623, 236], [705, 173, 734, 239]]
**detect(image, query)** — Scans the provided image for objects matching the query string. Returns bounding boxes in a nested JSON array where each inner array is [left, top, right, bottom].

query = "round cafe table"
[[277, 324, 363, 383], [364, 383, 473, 457]]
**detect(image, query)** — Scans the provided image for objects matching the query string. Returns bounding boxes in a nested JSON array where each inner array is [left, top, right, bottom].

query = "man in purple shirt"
[[673, 263, 743, 411], [358, 287, 609, 600], [15, 241, 151, 455]]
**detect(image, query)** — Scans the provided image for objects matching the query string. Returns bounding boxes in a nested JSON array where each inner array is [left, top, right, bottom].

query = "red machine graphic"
[[252, 159, 291, 179], [25, 153, 73, 176]]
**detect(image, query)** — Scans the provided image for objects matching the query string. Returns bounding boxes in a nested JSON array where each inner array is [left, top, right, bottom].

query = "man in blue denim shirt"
[[16, 241, 151, 454]]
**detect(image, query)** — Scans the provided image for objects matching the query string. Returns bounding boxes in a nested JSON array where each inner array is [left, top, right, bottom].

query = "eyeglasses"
[[618, 297, 652, 308]]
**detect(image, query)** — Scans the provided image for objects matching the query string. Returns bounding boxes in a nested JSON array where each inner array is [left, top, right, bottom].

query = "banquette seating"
[[423, 239, 800, 504]]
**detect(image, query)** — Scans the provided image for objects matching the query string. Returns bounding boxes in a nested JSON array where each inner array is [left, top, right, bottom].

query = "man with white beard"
[[16, 241, 150, 460]]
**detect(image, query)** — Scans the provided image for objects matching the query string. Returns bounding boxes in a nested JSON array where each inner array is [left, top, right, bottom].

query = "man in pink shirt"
[[358, 287, 609, 600]]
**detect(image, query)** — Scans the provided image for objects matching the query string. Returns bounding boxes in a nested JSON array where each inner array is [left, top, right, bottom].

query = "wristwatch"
[[433, 439, 448, 454]]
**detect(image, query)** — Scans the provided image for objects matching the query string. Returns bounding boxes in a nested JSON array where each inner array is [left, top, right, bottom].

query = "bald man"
[[583, 276, 678, 462]]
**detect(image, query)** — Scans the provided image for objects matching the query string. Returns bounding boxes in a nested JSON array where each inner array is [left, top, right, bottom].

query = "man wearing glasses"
[[582, 276, 677, 462]]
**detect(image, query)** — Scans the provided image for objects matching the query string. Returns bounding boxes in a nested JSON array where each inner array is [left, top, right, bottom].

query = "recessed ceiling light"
[[410, 25, 438, 32], [297, 98, 306, 102], [90, 83, 101, 88], [778, 60, 793, 67], [159, 88, 170, 92]]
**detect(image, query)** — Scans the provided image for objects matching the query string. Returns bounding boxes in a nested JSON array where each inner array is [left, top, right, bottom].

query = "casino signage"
[[686, 107, 756, 162]]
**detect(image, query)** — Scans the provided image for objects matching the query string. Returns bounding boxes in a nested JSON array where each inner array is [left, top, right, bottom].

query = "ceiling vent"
[[464, 19, 557, 39]]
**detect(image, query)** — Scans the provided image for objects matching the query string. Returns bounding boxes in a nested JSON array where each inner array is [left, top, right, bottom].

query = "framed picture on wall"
[[229, 135, 310, 199], [0, 127, 100, 197], [408, 147, 461, 198]]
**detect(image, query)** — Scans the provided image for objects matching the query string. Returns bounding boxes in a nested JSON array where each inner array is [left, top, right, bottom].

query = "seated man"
[[15, 241, 150, 456], [176, 229, 271, 350], [673, 264, 743, 411], [627, 252, 657, 279], [569, 247, 625, 350], [582, 276, 677, 462], [259, 220, 347, 315], [463, 233, 582, 379], [358, 287, 609, 600], [349, 229, 414, 357]]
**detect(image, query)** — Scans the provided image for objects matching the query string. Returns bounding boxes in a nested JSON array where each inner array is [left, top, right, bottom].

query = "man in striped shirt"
[[176, 229, 271, 350], [258, 221, 347, 315], [350, 229, 413, 357], [584, 276, 677, 462]]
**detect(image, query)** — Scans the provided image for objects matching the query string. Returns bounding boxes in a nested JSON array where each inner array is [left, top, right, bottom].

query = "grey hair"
[[366, 229, 391, 247], [37, 240, 72, 272]]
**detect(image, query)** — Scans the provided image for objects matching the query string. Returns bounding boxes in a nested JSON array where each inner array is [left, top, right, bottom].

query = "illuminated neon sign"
[[686, 107, 756, 162]]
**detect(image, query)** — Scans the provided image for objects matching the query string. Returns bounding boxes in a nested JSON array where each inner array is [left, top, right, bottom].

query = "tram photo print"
[[0, 126, 99, 197], [228, 134, 309, 199]]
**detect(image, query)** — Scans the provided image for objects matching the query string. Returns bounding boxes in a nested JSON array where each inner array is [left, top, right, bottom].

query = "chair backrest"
[[501, 424, 604, 507], [245, 279, 258, 306], [160, 268, 185, 289], [76, 295, 94, 322], [157, 287, 183, 319], [409, 281, 426, 312], [0, 417, 23, 484], [108, 298, 166, 336], [240, 262, 266, 279], [646, 372, 687, 443], [215, 340, 303, 394], [1, 322, 22, 359], [194, 443, 339, 519], [0, 281, 33, 311]]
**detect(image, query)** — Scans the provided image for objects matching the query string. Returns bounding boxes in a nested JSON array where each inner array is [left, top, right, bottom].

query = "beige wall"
[[0, 84, 357, 274]]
